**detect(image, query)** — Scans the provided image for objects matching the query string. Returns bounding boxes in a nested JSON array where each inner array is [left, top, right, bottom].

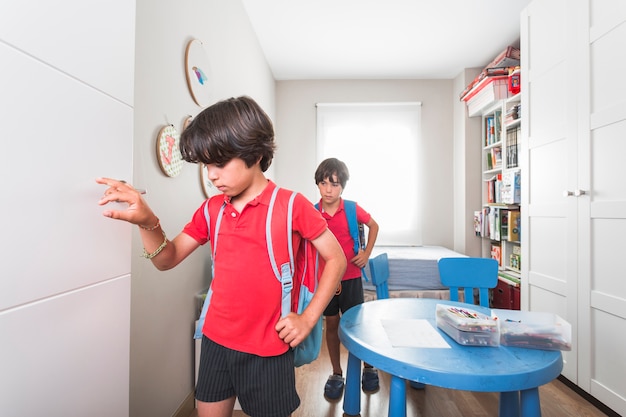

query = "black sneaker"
[[324, 374, 344, 400], [361, 368, 379, 392]]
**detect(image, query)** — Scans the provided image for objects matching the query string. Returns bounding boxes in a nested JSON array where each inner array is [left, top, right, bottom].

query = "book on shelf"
[[485, 116, 494, 146], [501, 170, 521, 204], [494, 177, 502, 204], [491, 243, 502, 265], [507, 211, 521, 242], [500, 209, 509, 240], [492, 208, 500, 241], [485, 149, 502, 172], [494, 109, 502, 143], [506, 127, 519, 168], [491, 147, 502, 169], [481, 206, 491, 237], [485, 175, 502, 204], [486, 207, 497, 240], [509, 245, 521, 271]]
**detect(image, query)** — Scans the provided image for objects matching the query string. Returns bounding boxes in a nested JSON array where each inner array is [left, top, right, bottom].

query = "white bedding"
[[363, 245, 467, 301]]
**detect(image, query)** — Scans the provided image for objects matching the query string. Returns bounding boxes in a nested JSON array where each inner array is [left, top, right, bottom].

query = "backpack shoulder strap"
[[266, 187, 297, 318], [203, 199, 226, 260], [343, 199, 360, 255], [316, 200, 361, 255], [343, 199, 370, 282]]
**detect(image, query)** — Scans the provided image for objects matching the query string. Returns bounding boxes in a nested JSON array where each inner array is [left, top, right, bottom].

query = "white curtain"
[[316, 102, 423, 246]]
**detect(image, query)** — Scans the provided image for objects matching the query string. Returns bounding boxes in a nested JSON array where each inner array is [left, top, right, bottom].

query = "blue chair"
[[437, 257, 499, 307], [368, 253, 390, 300]]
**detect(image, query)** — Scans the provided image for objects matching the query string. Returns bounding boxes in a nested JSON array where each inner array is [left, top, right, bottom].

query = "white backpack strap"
[[205, 201, 226, 260], [266, 187, 297, 317]]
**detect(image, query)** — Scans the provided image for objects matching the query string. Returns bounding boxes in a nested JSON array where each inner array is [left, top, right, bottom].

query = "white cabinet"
[[522, 0, 626, 414]]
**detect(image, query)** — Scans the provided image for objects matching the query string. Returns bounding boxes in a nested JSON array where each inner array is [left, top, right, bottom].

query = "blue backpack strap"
[[343, 200, 360, 255], [194, 200, 226, 339], [343, 200, 370, 282], [267, 187, 297, 318], [316, 200, 369, 281], [316, 200, 360, 255]]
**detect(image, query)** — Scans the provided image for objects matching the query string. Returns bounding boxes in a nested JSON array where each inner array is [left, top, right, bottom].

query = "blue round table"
[[339, 298, 563, 417]]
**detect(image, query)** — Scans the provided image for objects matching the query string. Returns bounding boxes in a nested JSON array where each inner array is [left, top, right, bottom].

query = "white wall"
[[274, 80, 456, 248], [0, 1, 135, 416]]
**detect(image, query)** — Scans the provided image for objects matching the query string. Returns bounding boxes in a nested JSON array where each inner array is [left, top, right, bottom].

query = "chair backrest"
[[368, 253, 390, 300], [438, 257, 499, 307]]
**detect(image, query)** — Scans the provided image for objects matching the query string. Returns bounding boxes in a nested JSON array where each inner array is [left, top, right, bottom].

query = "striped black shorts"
[[196, 336, 300, 417], [323, 277, 365, 316]]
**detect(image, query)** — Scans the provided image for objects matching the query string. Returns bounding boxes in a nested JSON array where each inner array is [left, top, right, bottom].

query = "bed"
[[362, 245, 467, 301]]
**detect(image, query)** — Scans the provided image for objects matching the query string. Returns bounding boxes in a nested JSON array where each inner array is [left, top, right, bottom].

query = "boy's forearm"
[[139, 231, 198, 271], [304, 229, 346, 323], [364, 221, 379, 257], [303, 257, 345, 325]]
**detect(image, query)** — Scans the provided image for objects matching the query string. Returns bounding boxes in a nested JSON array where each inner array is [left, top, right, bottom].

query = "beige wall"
[[453, 69, 483, 257], [132, 1, 275, 416], [274, 79, 457, 248]]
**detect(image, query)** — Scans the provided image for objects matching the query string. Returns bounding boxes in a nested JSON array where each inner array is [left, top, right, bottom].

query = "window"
[[316, 102, 423, 245]]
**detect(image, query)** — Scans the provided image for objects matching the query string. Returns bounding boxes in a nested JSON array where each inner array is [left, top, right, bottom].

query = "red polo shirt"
[[317, 198, 371, 281], [183, 181, 328, 356]]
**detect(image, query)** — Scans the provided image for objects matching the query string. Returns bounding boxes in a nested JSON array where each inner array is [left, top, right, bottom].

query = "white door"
[[523, 0, 626, 414], [521, 0, 579, 381], [0, 2, 135, 416], [577, 1, 626, 414]]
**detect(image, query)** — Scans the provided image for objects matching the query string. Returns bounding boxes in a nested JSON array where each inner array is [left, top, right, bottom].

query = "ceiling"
[[241, 0, 532, 80]]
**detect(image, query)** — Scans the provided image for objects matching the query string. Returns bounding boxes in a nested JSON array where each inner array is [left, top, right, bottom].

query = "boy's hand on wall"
[[96, 177, 156, 227]]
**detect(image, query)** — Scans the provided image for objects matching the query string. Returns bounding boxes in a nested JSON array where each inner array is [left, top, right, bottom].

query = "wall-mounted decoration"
[[182, 115, 193, 132], [185, 39, 211, 107], [200, 164, 220, 198], [156, 124, 183, 177]]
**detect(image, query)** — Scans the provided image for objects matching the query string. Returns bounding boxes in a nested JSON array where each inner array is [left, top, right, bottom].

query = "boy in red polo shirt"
[[97, 96, 346, 417], [314, 158, 380, 399]]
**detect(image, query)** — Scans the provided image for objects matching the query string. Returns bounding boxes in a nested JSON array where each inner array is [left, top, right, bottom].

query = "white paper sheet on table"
[[381, 319, 451, 348]]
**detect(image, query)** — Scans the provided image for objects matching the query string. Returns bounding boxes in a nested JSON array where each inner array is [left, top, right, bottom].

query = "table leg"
[[389, 375, 407, 417], [343, 352, 361, 416], [520, 387, 541, 417], [499, 391, 520, 417]]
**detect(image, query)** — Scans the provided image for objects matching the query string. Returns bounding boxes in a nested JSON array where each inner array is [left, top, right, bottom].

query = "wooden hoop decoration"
[[185, 39, 211, 107], [182, 115, 193, 132], [156, 124, 183, 177]]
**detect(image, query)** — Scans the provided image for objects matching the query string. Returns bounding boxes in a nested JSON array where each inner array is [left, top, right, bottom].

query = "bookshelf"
[[472, 93, 522, 309]]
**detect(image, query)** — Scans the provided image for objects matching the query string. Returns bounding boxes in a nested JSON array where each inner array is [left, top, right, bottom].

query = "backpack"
[[315, 199, 369, 282], [194, 187, 323, 367]]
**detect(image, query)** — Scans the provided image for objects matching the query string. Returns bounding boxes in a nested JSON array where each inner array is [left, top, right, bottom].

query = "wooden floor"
[[191, 326, 611, 417]]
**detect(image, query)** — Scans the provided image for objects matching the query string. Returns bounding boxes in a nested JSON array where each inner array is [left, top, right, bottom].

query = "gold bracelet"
[[139, 217, 160, 231], [142, 230, 168, 259]]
